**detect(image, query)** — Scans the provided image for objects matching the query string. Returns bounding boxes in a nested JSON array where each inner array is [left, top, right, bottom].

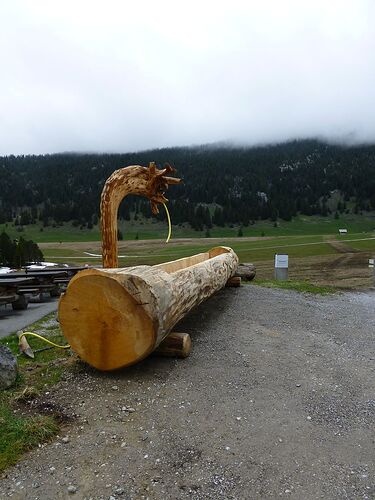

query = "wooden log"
[[235, 263, 256, 281], [153, 332, 191, 358], [58, 246, 238, 371], [226, 276, 241, 287]]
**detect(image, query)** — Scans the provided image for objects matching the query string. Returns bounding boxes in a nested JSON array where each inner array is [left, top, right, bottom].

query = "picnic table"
[[0, 266, 91, 312], [0, 270, 67, 298], [0, 277, 35, 310], [25, 266, 89, 274], [0, 267, 91, 303]]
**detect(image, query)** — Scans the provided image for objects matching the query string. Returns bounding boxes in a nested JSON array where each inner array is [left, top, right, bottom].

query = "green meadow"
[[1, 212, 375, 243], [40, 233, 375, 268], [2, 213, 375, 266]]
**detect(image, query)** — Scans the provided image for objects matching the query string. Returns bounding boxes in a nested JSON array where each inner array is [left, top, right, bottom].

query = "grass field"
[[1, 212, 375, 243], [2, 214, 375, 289], [39, 231, 375, 266], [36, 229, 375, 290], [248, 279, 337, 295]]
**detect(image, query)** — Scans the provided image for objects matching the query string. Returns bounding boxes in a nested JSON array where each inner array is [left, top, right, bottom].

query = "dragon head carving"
[[100, 161, 182, 267], [145, 162, 181, 214]]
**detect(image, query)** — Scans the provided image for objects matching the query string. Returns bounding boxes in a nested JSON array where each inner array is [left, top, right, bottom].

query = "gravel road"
[[0, 299, 58, 339], [1, 285, 374, 499]]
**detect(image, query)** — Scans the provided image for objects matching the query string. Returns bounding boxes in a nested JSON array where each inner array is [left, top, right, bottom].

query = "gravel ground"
[[1, 285, 374, 499]]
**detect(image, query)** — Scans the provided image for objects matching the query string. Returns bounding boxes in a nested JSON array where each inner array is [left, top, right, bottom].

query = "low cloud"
[[0, 0, 374, 154]]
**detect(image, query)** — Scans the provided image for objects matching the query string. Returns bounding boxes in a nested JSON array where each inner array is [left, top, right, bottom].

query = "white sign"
[[369, 259, 374, 267], [275, 254, 289, 269], [339, 229, 347, 234]]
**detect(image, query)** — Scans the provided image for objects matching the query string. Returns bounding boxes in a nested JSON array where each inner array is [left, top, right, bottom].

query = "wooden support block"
[[153, 332, 191, 358], [226, 276, 241, 287]]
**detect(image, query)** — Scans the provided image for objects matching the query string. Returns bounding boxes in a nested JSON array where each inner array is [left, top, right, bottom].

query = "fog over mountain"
[[0, 0, 374, 155]]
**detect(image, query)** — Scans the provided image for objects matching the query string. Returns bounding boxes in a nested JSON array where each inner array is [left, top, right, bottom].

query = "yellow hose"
[[162, 202, 172, 243], [19, 332, 70, 349]]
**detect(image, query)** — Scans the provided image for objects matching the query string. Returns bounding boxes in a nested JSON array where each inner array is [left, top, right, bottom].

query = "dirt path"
[[325, 238, 360, 254], [38, 236, 274, 252], [255, 253, 375, 289], [1, 286, 374, 499]]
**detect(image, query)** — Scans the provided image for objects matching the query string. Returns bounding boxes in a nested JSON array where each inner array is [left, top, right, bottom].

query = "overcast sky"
[[0, 0, 374, 155]]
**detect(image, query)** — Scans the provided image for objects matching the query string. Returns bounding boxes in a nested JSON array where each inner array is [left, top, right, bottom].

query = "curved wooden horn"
[[100, 164, 181, 268]]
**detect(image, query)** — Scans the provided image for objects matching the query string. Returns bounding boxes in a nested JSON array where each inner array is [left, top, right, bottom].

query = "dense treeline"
[[0, 140, 375, 230], [0, 232, 43, 267]]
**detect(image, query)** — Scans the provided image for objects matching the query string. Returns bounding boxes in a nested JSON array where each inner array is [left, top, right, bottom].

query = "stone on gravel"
[[235, 263, 256, 281], [0, 344, 18, 390], [67, 485, 77, 494]]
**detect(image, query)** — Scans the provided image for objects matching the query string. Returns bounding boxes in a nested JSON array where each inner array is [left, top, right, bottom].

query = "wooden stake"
[[153, 332, 191, 358], [17, 332, 34, 358]]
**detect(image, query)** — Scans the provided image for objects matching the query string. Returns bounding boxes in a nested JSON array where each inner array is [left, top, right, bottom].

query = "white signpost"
[[275, 254, 289, 281]]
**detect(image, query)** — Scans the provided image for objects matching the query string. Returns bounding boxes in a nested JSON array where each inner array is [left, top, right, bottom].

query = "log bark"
[[153, 332, 191, 358], [58, 246, 238, 371]]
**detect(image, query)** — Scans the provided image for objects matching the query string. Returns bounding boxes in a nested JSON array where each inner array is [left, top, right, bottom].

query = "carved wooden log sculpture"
[[58, 246, 238, 370], [58, 162, 239, 370]]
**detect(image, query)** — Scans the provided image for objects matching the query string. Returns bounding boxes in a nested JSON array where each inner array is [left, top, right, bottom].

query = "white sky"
[[0, 0, 374, 154]]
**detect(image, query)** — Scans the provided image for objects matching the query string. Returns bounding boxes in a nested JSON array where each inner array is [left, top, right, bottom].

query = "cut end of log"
[[225, 276, 242, 287], [58, 273, 156, 371], [154, 332, 192, 358]]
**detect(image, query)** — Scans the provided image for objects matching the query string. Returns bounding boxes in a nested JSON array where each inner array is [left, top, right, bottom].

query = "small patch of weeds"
[[0, 312, 72, 471], [249, 279, 337, 295], [0, 402, 58, 471]]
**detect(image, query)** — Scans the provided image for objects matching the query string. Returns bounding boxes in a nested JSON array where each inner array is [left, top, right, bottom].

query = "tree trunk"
[[58, 246, 238, 371]]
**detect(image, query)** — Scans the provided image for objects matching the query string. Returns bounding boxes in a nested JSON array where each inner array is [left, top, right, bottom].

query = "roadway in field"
[[43, 235, 375, 260], [0, 298, 58, 339]]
